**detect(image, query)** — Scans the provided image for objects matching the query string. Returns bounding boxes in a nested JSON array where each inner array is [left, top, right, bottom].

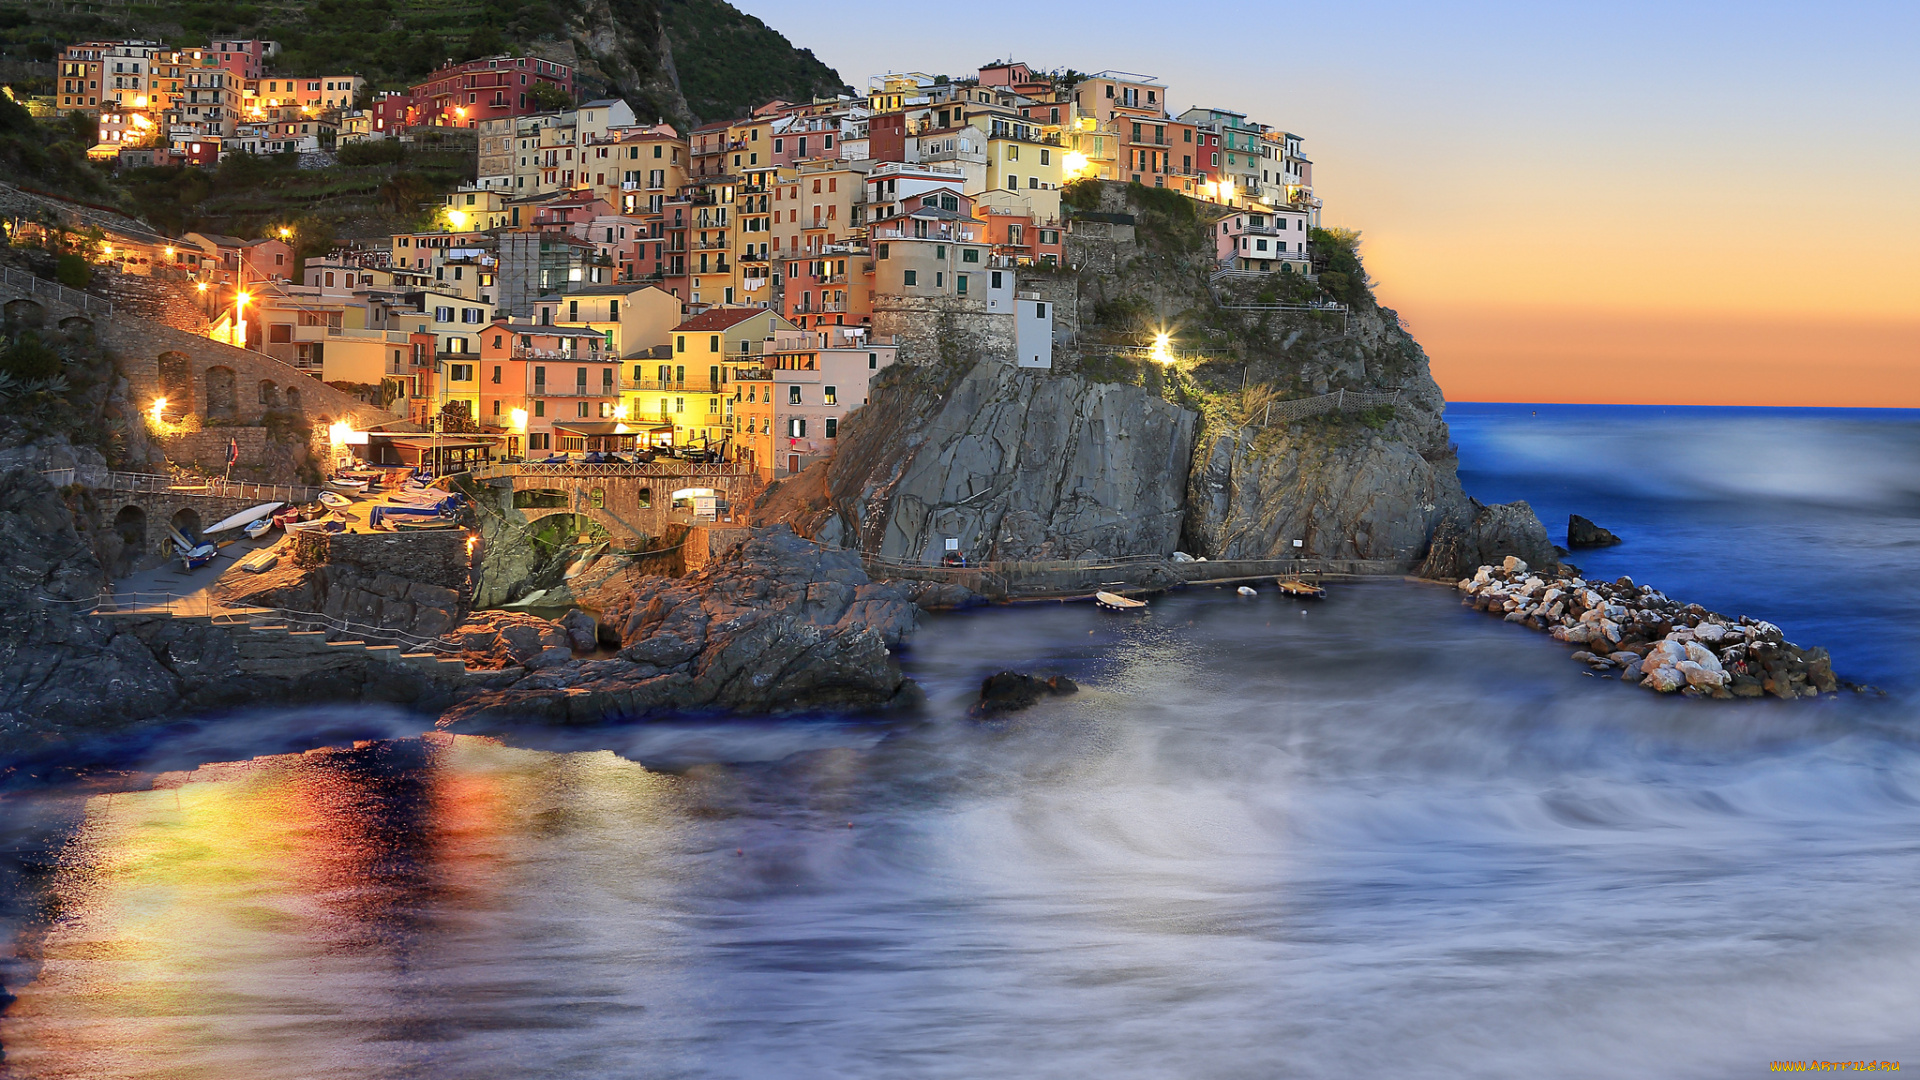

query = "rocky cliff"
[[817, 358, 1198, 563], [441, 526, 923, 726]]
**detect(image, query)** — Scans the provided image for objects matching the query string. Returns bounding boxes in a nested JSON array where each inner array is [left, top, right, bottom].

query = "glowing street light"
[[509, 407, 528, 430], [1150, 331, 1174, 365], [234, 290, 250, 348], [446, 209, 468, 229], [1062, 151, 1089, 178], [149, 397, 167, 423], [277, 226, 292, 240]]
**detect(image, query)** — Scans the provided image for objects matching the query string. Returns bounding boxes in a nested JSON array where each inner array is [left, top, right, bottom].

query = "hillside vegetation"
[[0, 0, 847, 124]]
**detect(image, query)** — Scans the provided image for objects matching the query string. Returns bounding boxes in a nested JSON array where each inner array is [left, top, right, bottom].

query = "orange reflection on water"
[[3, 735, 680, 1080]]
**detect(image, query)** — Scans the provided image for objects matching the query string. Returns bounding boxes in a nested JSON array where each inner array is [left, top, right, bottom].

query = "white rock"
[[1645, 640, 1688, 669], [1695, 623, 1729, 645], [1646, 665, 1687, 692], [1548, 601, 1566, 619], [1683, 642, 1723, 672], [1457, 578, 1475, 592], [1522, 576, 1545, 594], [1502, 556, 1529, 576], [1677, 661, 1727, 689], [1474, 566, 1493, 585], [1598, 620, 1622, 644], [1172, 551, 1196, 563]]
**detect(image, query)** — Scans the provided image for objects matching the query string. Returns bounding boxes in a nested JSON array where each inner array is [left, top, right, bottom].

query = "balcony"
[[530, 382, 617, 398], [626, 379, 723, 393], [513, 346, 608, 361]]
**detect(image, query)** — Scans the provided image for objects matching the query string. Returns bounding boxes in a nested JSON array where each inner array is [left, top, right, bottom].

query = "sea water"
[[1, 405, 1917, 1079]]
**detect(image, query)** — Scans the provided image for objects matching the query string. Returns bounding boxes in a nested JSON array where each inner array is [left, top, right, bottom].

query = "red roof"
[[672, 307, 767, 333]]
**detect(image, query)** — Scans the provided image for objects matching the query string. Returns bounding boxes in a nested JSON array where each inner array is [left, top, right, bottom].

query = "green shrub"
[[53, 253, 89, 288], [1, 331, 62, 379], [335, 139, 408, 167]]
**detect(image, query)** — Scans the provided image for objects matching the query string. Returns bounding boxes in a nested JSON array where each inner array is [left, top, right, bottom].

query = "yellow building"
[[533, 283, 684, 361], [638, 306, 800, 449]]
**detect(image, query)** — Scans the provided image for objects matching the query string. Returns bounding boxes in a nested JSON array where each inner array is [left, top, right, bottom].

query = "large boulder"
[[1418, 499, 1561, 580], [439, 526, 925, 726]]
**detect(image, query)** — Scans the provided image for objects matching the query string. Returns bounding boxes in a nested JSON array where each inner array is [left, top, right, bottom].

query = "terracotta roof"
[[671, 307, 767, 333]]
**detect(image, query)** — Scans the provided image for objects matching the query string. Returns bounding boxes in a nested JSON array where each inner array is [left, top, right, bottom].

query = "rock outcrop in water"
[[1457, 557, 1853, 700], [1567, 514, 1623, 548], [439, 526, 923, 727]]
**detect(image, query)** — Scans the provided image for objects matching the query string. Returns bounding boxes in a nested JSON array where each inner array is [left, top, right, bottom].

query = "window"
[[1040, 148, 1050, 166], [569, 300, 578, 320], [529, 432, 549, 450], [491, 365, 502, 384], [787, 417, 806, 438], [676, 335, 686, 353], [903, 269, 917, 287], [936, 246, 946, 261], [991, 271, 1003, 289], [1035, 302, 1048, 318], [868, 352, 877, 369], [450, 363, 474, 382], [578, 401, 589, 417], [935, 272, 944, 288], [609, 300, 618, 320], [434, 306, 454, 321], [788, 385, 801, 404], [962, 247, 979, 263], [461, 308, 483, 323], [493, 399, 501, 416], [876, 243, 888, 260], [825, 418, 837, 439], [268, 324, 292, 343]]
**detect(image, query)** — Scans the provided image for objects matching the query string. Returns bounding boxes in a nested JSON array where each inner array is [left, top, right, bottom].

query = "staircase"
[[98, 606, 472, 678]]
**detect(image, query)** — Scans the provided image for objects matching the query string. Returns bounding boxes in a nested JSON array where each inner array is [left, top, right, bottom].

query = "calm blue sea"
[[1449, 402, 1920, 691]]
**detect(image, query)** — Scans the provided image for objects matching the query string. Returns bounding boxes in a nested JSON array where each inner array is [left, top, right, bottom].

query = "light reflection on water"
[[3, 585, 1919, 1079]]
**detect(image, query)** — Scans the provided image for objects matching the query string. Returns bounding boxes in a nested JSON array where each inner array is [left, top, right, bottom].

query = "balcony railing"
[[530, 382, 618, 397], [513, 346, 610, 360], [626, 379, 723, 393]]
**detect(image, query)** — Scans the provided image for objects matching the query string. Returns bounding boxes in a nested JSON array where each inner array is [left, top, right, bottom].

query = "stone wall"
[[157, 427, 273, 471], [872, 294, 1014, 366], [294, 529, 472, 593]]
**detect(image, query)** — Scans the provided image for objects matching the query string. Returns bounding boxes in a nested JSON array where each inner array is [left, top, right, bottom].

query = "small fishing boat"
[[1274, 577, 1327, 599], [392, 519, 459, 532], [1096, 590, 1148, 612], [325, 477, 369, 493], [317, 490, 354, 509], [203, 501, 283, 535], [284, 517, 346, 534], [243, 517, 274, 540], [177, 542, 217, 571], [1237, 586, 1258, 597]]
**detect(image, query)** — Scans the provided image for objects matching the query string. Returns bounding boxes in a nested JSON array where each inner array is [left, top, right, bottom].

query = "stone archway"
[[204, 365, 237, 420], [157, 351, 193, 412], [113, 504, 147, 573], [258, 379, 279, 407], [284, 384, 301, 409], [169, 506, 202, 544], [3, 298, 44, 328], [58, 315, 93, 340]]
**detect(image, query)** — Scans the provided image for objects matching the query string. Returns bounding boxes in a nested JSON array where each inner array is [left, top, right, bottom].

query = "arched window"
[[635, 487, 651, 508]]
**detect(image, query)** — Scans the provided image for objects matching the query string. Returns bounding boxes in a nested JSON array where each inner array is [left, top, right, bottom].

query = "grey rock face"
[[439, 526, 922, 726], [1419, 500, 1563, 581], [829, 360, 1198, 563]]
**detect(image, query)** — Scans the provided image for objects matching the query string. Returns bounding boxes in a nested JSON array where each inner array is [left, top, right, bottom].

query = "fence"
[[1256, 388, 1401, 426], [47, 468, 323, 505], [1, 264, 114, 318], [89, 590, 460, 652], [468, 461, 751, 480]]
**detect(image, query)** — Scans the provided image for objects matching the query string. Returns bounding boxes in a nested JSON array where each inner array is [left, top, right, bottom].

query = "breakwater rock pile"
[[440, 526, 925, 727], [1457, 557, 1847, 700]]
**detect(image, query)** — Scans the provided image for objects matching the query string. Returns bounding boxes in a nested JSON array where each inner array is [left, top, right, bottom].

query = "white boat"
[[325, 477, 369, 492], [243, 517, 274, 540], [284, 517, 342, 534], [203, 501, 284, 535], [387, 488, 444, 506], [1095, 590, 1148, 612], [1237, 586, 1258, 597], [317, 490, 353, 509]]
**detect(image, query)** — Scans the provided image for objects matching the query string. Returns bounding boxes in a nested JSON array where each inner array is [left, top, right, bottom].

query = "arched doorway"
[[113, 504, 147, 574], [169, 506, 202, 544], [204, 366, 237, 420], [258, 380, 279, 407]]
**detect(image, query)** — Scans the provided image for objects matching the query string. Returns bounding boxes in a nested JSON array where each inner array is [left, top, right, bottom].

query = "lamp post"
[[195, 280, 209, 318], [234, 290, 250, 349]]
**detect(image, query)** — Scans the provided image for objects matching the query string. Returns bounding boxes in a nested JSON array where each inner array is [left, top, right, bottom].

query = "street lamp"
[[234, 290, 250, 348]]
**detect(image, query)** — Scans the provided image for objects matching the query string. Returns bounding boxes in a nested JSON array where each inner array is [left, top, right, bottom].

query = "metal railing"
[[266, 604, 463, 654], [89, 470, 324, 504], [1, 265, 114, 317], [468, 461, 750, 479], [1254, 388, 1402, 426]]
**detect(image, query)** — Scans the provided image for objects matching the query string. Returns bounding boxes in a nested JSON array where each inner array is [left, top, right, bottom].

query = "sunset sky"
[[745, 0, 1919, 406]]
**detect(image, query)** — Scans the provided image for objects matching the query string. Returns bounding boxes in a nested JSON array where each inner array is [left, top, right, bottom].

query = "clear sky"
[[737, 0, 1919, 406]]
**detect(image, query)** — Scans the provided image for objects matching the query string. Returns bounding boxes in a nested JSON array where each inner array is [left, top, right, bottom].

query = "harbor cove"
[[0, 5, 1916, 1077]]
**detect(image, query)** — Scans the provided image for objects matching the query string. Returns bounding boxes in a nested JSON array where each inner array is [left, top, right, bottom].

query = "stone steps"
[[98, 606, 473, 675]]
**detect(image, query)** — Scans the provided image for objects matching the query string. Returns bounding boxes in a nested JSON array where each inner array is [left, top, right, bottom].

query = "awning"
[[552, 421, 643, 437]]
